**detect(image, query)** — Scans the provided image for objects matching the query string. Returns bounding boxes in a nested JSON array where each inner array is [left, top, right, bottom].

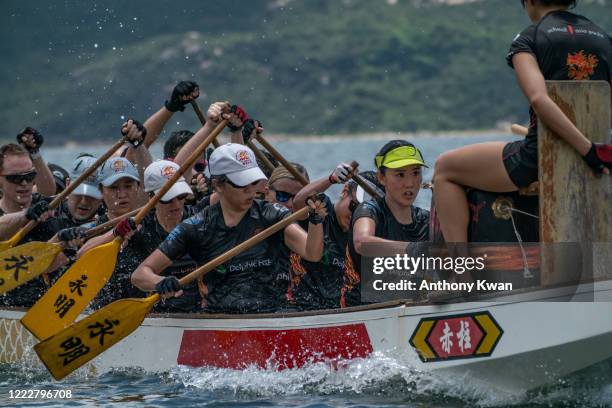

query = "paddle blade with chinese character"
[[0, 241, 63, 294], [34, 294, 159, 380], [20, 238, 121, 340]]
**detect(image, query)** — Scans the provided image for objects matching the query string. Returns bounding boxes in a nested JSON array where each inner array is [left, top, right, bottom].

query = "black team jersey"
[[344, 198, 429, 307], [291, 194, 347, 310], [158, 200, 293, 314], [507, 10, 611, 153]]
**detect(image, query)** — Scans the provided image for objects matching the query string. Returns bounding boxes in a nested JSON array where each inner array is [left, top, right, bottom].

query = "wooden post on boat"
[[538, 81, 611, 286]]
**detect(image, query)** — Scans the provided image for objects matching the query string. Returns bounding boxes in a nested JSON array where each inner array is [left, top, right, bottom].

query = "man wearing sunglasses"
[[0, 143, 55, 241], [90, 160, 203, 312]]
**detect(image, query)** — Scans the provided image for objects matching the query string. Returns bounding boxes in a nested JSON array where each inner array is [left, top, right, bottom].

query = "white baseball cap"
[[99, 157, 140, 187], [69, 155, 103, 199], [144, 160, 193, 202], [208, 143, 267, 186]]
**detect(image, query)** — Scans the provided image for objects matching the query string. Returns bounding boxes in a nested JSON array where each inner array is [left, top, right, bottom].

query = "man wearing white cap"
[[132, 143, 327, 314], [91, 160, 202, 311]]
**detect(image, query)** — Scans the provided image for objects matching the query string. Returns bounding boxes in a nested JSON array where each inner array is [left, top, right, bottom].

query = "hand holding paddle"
[[190, 100, 220, 148], [347, 161, 384, 200], [34, 206, 310, 380]]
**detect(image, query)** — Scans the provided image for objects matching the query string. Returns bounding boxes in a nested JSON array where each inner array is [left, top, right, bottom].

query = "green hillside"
[[1, 0, 610, 144]]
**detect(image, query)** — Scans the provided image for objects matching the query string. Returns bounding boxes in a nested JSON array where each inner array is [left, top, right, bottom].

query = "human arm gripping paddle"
[[0, 136, 128, 254], [0, 136, 129, 294], [34, 206, 309, 380], [20, 120, 228, 341]]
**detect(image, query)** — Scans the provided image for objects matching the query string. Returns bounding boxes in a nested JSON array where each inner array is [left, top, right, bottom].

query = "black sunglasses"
[[159, 193, 189, 204], [1, 170, 37, 185], [272, 189, 295, 203]]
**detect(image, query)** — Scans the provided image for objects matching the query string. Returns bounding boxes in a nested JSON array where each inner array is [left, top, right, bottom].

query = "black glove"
[[25, 200, 50, 221], [113, 217, 137, 238], [165, 81, 199, 112], [16, 127, 44, 155], [58, 227, 88, 242], [307, 193, 326, 225], [227, 105, 250, 131], [241, 119, 263, 144], [121, 119, 147, 147], [583, 143, 612, 174], [155, 276, 181, 295]]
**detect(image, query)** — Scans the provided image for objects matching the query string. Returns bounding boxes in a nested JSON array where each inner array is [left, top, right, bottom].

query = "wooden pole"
[[538, 81, 611, 286]]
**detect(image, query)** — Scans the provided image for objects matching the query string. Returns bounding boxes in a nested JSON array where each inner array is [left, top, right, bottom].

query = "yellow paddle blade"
[[0, 242, 63, 295], [34, 294, 159, 380], [21, 238, 121, 341], [0, 233, 23, 253]]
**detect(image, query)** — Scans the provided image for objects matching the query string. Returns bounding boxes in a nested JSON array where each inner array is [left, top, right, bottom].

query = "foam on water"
[[2, 352, 612, 407]]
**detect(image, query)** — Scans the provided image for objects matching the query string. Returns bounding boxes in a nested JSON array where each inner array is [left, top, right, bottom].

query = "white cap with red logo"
[[144, 160, 193, 201], [208, 143, 267, 186]]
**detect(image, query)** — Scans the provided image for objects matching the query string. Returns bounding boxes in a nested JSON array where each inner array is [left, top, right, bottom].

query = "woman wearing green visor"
[[346, 140, 429, 306]]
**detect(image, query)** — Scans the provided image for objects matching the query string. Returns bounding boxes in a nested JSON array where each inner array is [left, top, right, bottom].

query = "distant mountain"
[[1, 0, 610, 144]]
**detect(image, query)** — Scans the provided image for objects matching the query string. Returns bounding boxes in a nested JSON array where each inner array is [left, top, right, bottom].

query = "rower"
[[265, 164, 310, 213], [290, 162, 360, 310], [347, 140, 430, 307], [76, 120, 149, 254], [91, 160, 200, 311], [131, 143, 327, 314], [0, 136, 56, 241]]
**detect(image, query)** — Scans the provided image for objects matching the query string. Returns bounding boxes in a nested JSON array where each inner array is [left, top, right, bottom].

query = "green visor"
[[375, 145, 428, 169]]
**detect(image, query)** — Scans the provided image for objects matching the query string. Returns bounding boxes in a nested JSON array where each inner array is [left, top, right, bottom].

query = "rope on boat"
[[501, 204, 536, 279]]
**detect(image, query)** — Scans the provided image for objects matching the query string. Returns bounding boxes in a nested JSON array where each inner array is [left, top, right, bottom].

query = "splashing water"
[[1, 351, 612, 407]]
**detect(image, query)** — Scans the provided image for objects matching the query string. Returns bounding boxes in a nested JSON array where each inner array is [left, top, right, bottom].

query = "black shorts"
[[502, 138, 538, 189]]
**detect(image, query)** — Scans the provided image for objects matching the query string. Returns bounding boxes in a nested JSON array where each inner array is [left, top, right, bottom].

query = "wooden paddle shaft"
[[133, 120, 227, 225], [255, 135, 309, 186], [190, 101, 220, 148], [17, 136, 128, 241], [348, 160, 383, 200], [248, 140, 276, 173], [178, 206, 309, 287]]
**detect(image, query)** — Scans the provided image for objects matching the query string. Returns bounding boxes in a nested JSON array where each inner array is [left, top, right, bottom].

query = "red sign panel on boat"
[[177, 323, 373, 369], [409, 311, 503, 362]]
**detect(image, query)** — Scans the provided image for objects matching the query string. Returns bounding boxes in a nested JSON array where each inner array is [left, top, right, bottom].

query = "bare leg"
[[433, 142, 518, 243]]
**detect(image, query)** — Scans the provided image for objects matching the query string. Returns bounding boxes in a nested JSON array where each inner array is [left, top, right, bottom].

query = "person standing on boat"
[[131, 142, 327, 314], [346, 140, 430, 307], [432, 0, 612, 247], [289, 163, 370, 310]]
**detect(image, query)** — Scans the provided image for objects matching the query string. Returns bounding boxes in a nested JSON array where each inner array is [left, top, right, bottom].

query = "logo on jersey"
[[236, 150, 253, 167], [161, 165, 176, 179], [567, 50, 599, 80], [567, 24, 575, 35]]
